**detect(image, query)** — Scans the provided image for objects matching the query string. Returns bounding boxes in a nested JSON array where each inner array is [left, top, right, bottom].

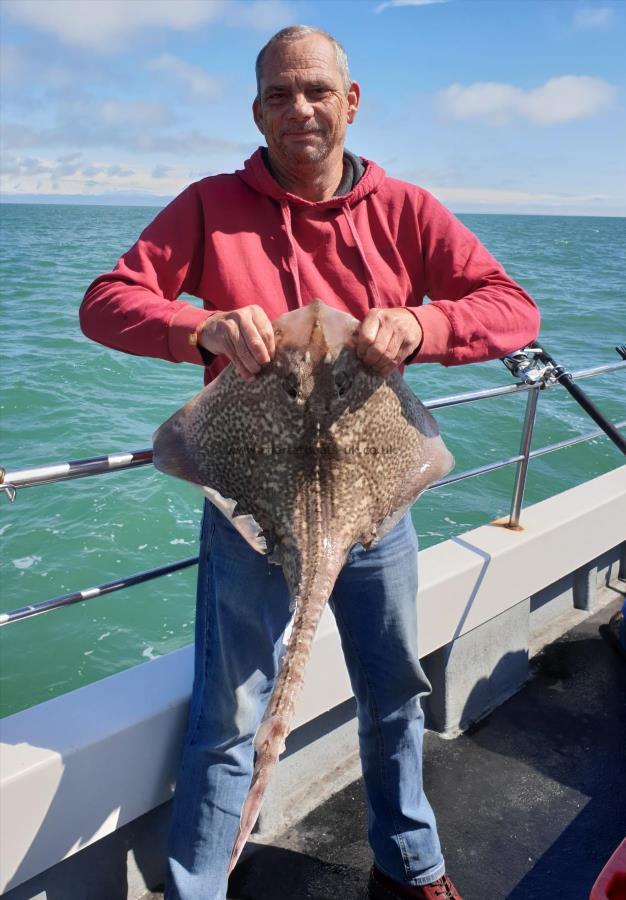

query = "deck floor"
[[154, 595, 626, 900]]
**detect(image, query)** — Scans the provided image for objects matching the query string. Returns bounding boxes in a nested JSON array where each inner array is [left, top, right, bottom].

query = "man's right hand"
[[198, 306, 276, 382]]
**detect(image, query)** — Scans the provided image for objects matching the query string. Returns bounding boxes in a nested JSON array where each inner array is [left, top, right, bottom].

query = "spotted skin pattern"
[[152, 300, 453, 875]]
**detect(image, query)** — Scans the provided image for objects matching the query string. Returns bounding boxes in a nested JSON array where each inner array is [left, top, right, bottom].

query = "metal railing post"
[[508, 386, 540, 528], [1, 361, 625, 623]]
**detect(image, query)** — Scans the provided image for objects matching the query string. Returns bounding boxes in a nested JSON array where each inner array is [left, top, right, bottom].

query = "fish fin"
[[200, 486, 268, 554], [364, 434, 455, 550], [253, 714, 288, 756], [228, 716, 286, 874], [367, 502, 413, 549]]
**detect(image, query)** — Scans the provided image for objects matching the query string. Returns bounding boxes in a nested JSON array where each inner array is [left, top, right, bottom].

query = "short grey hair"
[[255, 25, 352, 98]]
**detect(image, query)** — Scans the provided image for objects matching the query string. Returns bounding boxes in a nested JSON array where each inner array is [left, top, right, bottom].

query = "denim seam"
[[375, 859, 447, 890], [184, 516, 217, 753], [332, 600, 413, 878]]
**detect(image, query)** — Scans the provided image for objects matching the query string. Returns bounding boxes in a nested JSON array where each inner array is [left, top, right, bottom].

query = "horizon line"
[[1, 196, 624, 219]]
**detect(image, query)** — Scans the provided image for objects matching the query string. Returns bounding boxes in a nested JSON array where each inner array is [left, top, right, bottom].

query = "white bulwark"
[[1, 466, 625, 898]]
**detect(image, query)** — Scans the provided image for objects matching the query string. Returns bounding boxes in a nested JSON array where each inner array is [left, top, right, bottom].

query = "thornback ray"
[[152, 298, 454, 875]]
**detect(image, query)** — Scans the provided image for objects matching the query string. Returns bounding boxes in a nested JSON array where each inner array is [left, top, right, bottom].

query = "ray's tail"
[[227, 562, 339, 875]]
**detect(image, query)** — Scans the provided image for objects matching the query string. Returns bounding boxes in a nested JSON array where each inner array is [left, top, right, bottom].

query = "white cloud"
[[99, 99, 173, 128], [223, 0, 297, 30], [0, 43, 76, 96], [3, 0, 223, 51], [148, 55, 222, 102], [573, 6, 614, 30], [0, 44, 113, 109], [375, 0, 449, 14], [0, 153, 189, 196], [152, 164, 173, 179], [438, 75, 617, 125], [2, 153, 135, 187], [426, 185, 609, 207], [2, 0, 296, 52], [0, 45, 24, 84], [0, 115, 253, 157]]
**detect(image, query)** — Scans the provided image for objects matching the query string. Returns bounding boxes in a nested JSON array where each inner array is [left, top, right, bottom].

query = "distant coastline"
[[1, 194, 625, 218], [0, 193, 169, 208]]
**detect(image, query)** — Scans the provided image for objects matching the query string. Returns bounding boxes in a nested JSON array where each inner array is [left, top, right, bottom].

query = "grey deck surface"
[[155, 597, 626, 900]]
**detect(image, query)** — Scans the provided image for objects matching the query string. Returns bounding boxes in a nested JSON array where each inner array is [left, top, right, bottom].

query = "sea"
[[0, 204, 624, 718]]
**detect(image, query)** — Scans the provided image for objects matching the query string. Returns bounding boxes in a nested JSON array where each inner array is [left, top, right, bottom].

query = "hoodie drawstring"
[[342, 202, 383, 309], [280, 200, 305, 309], [279, 197, 383, 312]]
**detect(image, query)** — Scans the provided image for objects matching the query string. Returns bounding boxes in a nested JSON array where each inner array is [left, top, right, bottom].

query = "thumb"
[[357, 310, 382, 353]]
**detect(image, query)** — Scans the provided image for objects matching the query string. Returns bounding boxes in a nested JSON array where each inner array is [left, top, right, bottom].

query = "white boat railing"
[[1, 355, 624, 627]]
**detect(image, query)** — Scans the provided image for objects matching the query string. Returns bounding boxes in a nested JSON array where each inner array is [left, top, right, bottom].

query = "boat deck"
[[149, 595, 626, 900]]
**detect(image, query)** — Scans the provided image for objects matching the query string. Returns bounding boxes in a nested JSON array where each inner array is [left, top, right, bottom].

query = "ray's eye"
[[335, 371, 351, 398], [283, 374, 299, 400]]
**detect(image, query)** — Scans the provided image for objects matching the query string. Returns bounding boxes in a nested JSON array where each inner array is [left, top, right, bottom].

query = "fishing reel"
[[500, 345, 558, 387], [502, 343, 626, 455]]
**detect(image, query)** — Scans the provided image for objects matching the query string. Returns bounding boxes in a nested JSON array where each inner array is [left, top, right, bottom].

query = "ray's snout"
[[272, 298, 358, 362]]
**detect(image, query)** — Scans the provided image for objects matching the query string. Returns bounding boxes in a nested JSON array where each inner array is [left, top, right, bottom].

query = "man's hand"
[[198, 306, 276, 381], [356, 308, 423, 377]]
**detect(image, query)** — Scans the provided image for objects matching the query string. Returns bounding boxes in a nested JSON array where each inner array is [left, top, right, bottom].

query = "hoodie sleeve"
[[79, 183, 214, 365], [405, 190, 540, 366]]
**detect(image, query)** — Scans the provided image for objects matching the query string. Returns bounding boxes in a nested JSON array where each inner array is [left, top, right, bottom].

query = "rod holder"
[[508, 387, 540, 528]]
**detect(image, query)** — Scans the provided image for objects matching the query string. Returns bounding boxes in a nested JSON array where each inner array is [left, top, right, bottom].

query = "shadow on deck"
[[222, 597, 626, 900]]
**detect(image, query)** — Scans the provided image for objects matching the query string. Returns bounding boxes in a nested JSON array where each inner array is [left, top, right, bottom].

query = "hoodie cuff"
[[404, 304, 454, 364], [168, 303, 216, 365]]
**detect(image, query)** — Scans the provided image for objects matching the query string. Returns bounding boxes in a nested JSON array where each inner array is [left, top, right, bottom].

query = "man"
[[81, 25, 540, 900]]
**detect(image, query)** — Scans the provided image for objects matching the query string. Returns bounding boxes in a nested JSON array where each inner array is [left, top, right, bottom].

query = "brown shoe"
[[368, 864, 462, 899]]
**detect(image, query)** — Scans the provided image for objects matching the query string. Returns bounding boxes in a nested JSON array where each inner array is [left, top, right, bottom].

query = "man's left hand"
[[356, 308, 423, 377]]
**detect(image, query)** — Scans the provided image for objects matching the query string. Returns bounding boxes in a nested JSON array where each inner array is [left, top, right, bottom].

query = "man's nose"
[[288, 92, 314, 119]]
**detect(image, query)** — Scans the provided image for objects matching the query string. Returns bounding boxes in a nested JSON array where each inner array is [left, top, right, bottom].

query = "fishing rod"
[[502, 344, 626, 456], [0, 556, 199, 626]]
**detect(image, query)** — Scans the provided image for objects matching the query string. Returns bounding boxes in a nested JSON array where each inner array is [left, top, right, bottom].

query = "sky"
[[1, 0, 624, 215]]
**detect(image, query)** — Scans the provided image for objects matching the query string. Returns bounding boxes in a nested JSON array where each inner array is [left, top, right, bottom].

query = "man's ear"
[[346, 81, 361, 125], [252, 97, 265, 135]]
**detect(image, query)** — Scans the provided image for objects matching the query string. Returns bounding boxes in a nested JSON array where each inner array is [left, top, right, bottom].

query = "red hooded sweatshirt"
[[80, 149, 539, 382]]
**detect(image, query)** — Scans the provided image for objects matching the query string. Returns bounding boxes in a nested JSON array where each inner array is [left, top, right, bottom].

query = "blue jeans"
[[165, 501, 445, 899]]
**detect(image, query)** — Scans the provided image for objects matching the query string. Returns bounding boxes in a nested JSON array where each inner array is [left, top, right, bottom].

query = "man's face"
[[253, 35, 360, 168]]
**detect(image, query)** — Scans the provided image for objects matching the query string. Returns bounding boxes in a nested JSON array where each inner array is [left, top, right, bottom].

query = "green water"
[[0, 204, 624, 717]]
